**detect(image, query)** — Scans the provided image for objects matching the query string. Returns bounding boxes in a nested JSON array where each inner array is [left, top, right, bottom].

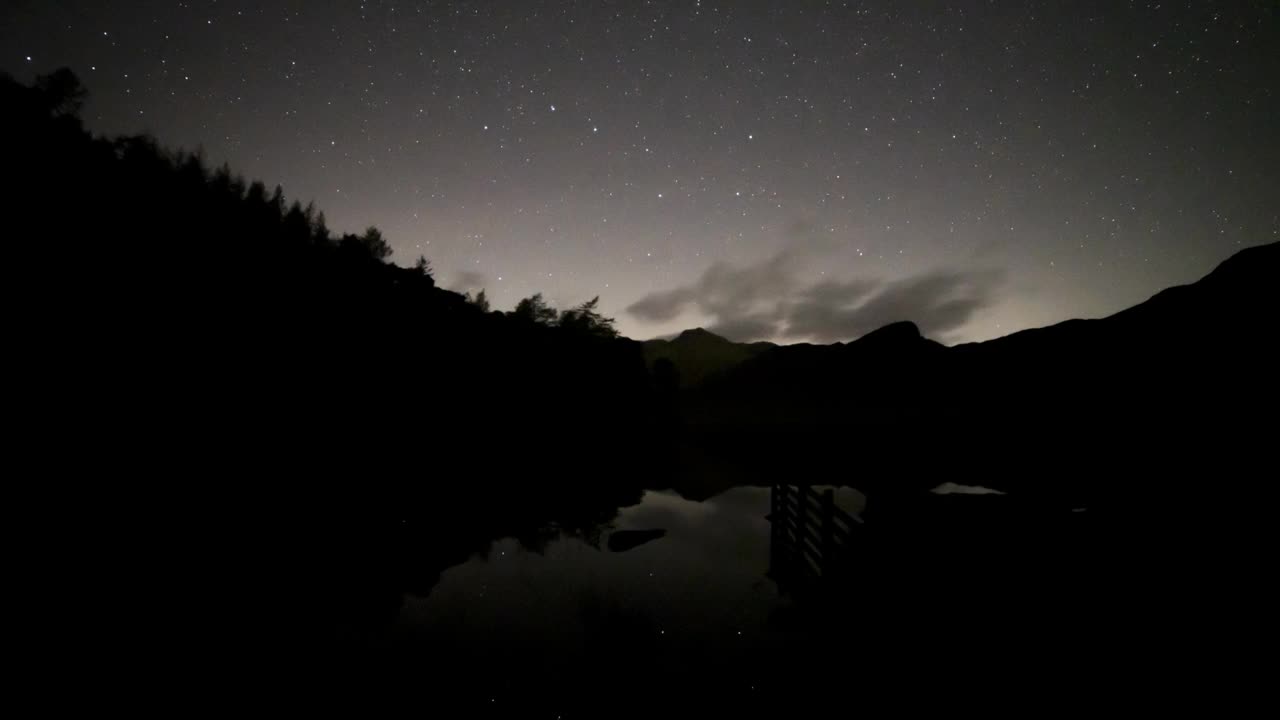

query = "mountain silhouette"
[[957, 240, 1276, 361], [661, 241, 1275, 390], [641, 326, 775, 389], [662, 241, 1278, 506]]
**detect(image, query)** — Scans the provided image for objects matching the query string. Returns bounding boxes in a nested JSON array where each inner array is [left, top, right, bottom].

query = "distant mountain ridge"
[[649, 241, 1278, 504], [646, 241, 1278, 392], [641, 327, 775, 389]]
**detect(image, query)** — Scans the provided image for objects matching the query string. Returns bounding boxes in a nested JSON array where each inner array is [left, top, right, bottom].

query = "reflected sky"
[[394, 486, 866, 691]]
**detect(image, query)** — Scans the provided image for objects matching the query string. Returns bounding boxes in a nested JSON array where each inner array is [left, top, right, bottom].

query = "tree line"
[[3, 67, 620, 340]]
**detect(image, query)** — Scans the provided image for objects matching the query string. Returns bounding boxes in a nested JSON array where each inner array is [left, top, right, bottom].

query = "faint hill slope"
[[642, 327, 774, 389], [661, 241, 1277, 501], [957, 240, 1277, 358], [680, 241, 1277, 404], [717, 320, 945, 393], [947, 240, 1278, 409]]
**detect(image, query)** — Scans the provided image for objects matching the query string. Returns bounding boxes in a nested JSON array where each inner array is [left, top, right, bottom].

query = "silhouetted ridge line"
[[4, 67, 660, 510]]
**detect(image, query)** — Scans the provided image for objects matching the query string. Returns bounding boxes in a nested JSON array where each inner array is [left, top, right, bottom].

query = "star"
[[9, 0, 1265, 347]]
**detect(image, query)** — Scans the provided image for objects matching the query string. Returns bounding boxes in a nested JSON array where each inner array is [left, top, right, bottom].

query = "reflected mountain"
[[653, 241, 1277, 509]]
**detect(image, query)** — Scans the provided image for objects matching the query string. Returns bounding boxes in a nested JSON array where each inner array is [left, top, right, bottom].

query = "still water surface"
[[393, 487, 865, 698]]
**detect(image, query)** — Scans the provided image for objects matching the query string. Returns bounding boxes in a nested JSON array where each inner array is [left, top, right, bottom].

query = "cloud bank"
[[626, 251, 1002, 343], [450, 270, 488, 293]]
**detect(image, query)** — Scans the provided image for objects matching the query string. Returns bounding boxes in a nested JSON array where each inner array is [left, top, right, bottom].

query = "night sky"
[[4, 1, 1276, 343]]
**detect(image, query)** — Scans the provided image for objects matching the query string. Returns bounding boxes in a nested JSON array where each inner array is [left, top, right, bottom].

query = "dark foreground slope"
[[5, 70, 657, 498], [3, 70, 663, 690], [947, 241, 1277, 492]]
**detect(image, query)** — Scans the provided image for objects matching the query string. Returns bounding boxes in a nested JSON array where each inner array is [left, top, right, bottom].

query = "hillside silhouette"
[[5, 68, 655, 483], [3, 69, 665, 664], [642, 327, 775, 389], [654, 240, 1277, 506]]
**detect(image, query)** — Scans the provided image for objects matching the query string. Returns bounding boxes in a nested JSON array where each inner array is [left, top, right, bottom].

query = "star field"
[[4, 0, 1276, 342]]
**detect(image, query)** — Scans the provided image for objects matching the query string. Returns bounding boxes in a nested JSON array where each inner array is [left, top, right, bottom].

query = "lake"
[[380, 486, 866, 712]]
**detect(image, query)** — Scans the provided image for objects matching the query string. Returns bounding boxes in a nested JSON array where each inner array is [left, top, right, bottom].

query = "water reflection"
[[401, 488, 775, 647], [397, 486, 866, 682], [326, 484, 1099, 713]]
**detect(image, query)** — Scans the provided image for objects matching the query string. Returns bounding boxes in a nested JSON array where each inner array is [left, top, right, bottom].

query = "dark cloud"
[[451, 271, 488, 292], [626, 254, 1002, 344], [801, 278, 881, 306], [707, 314, 780, 343], [624, 251, 797, 339], [625, 287, 696, 323], [786, 270, 1004, 343], [696, 251, 797, 319]]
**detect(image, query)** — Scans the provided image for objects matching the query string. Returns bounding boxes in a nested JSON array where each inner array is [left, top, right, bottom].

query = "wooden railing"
[[768, 484, 864, 592]]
